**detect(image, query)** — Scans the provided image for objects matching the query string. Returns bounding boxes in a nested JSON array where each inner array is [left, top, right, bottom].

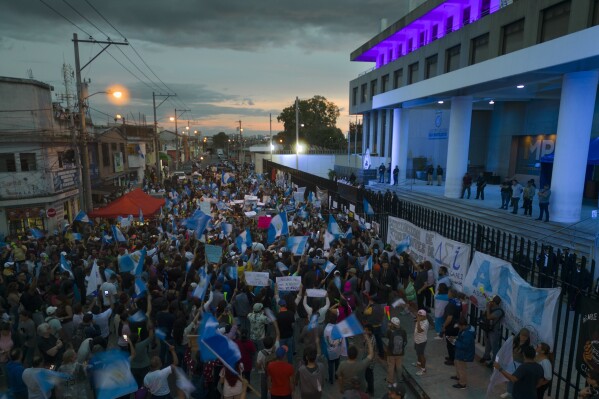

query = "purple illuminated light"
[[357, 0, 501, 66]]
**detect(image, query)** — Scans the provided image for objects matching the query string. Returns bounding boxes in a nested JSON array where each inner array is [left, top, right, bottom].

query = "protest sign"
[[306, 288, 327, 298], [276, 276, 301, 291], [244, 272, 270, 286], [205, 244, 222, 263]]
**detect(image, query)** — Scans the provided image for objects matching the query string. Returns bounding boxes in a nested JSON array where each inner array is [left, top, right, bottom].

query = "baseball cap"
[[253, 303, 264, 312], [276, 345, 288, 358], [278, 299, 287, 307], [391, 317, 400, 327], [46, 306, 57, 315]]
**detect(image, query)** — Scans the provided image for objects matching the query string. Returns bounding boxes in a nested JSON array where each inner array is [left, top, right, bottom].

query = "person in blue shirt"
[[451, 317, 475, 390], [6, 348, 27, 399]]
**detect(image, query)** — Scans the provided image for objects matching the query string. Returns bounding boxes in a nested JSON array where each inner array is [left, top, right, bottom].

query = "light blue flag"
[[344, 226, 353, 239], [59, 253, 72, 275], [330, 313, 364, 339], [201, 319, 242, 375], [328, 215, 341, 236], [71, 232, 82, 241], [155, 328, 167, 341], [183, 210, 211, 238], [118, 249, 145, 274], [104, 268, 115, 281], [324, 260, 336, 274], [267, 211, 289, 244], [92, 350, 138, 399], [74, 210, 91, 224], [32, 369, 70, 395], [128, 310, 147, 323], [364, 256, 373, 272], [139, 208, 144, 223], [363, 198, 374, 215], [307, 314, 319, 331], [102, 233, 113, 245], [221, 222, 233, 236], [192, 270, 210, 301], [198, 313, 220, 362], [395, 236, 411, 254], [286, 236, 309, 256], [111, 225, 127, 243], [229, 265, 238, 280], [235, 229, 252, 253], [133, 277, 146, 298], [221, 172, 235, 184], [30, 228, 45, 239]]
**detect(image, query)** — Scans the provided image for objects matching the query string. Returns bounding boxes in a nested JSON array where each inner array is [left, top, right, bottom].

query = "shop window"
[[0, 153, 16, 172], [539, 1, 571, 43], [360, 83, 367, 103], [408, 62, 419, 84], [111, 143, 117, 151], [102, 143, 110, 167], [393, 69, 403, 89], [425, 55, 438, 79], [501, 18, 525, 55], [20, 153, 37, 171], [446, 45, 461, 72], [381, 74, 390, 93], [470, 33, 490, 65]]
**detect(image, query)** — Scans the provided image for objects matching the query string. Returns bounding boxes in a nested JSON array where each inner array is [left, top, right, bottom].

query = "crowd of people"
[[0, 159, 595, 399]]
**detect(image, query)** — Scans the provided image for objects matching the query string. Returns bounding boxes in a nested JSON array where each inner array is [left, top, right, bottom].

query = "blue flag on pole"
[[133, 277, 146, 298], [183, 210, 211, 238], [155, 328, 167, 341], [139, 208, 144, 223], [111, 225, 127, 242], [363, 198, 374, 215], [30, 228, 45, 239], [200, 314, 242, 374], [198, 313, 219, 362], [221, 222, 233, 236], [395, 236, 411, 254], [74, 210, 91, 224], [32, 369, 70, 395], [267, 211, 289, 244], [286, 236, 309, 255], [118, 249, 145, 274], [344, 226, 353, 239], [327, 215, 341, 236], [235, 229, 252, 253], [229, 265, 238, 280], [59, 253, 72, 275], [192, 270, 210, 301], [364, 256, 373, 272], [92, 350, 138, 399], [330, 313, 365, 339], [128, 310, 147, 323]]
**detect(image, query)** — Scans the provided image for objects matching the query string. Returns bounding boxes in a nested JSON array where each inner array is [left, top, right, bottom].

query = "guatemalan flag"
[[327, 215, 341, 236], [323, 260, 336, 275], [330, 313, 365, 340], [267, 211, 289, 244], [235, 228, 252, 253], [30, 369, 70, 396], [222, 172, 235, 185], [86, 260, 102, 296], [192, 269, 210, 301], [363, 198, 374, 215], [364, 255, 373, 272], [59, 253, 72, 275], [118, 248, 146, 275], [92, 350, 138, 399], [200, 313, 242, 375], [134, 277, 146, 298], [286, 236, 309, 256], [395, 236, 411, 254], [30, 228, 45, 239], [74, 210, 91, 224], [111, 225, 127, 242], [221, 222, 233, 236], [344, 226, 353, 239], [183, 210, 211, 238]]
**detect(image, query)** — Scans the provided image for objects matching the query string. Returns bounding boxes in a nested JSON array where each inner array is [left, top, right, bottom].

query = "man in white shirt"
[[144, 343, 178, 398], [92, 292, 113, 339], [99, 274, 118, 307]]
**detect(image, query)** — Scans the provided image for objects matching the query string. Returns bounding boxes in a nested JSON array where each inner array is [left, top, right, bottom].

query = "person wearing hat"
[[248, 302, 270, 351], [413, 309, 429, 375], [386, 317, 407, 385], [275, 296, 295, 364], [266, 345, 295, 399]]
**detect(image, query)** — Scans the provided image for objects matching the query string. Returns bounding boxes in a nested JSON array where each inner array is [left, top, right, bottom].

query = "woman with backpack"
[[386, 317, 407, 386]]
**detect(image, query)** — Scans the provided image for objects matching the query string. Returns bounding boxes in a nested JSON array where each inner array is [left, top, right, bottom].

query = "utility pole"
[[295, 97, 299, 170], [237, 120, 242, 164], [269, 113, 273, 161], [73, 33, 128, 212], [152, 92, 175, 183], [173, 109, 190, 170]]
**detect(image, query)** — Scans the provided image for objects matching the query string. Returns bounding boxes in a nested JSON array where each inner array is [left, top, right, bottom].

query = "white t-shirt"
[[219, 364, 244, 396], [93, 308, 112, 338], [538, 358, 552, 381], [324, 324, 347, 360], [99, 282, 117, 306], [144, 366, 172, 396], [413, 319, 429, 344]]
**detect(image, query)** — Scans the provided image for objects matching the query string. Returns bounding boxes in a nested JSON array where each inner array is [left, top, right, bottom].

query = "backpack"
[[260, 348, 277, 371], [390, 330, 405, 356], [478, 308, 504, 332]]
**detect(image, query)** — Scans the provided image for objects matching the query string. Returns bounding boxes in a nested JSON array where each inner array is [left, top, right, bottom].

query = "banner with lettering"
[[463, 252, 560, 348], [576, 296, 599, 377], [386, 216, 471, 290]]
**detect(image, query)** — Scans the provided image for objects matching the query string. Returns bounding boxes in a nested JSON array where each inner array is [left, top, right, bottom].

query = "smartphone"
[[104, 290, 109, 296], [122, 334, 128, 342], [49, 364, 55, 370]]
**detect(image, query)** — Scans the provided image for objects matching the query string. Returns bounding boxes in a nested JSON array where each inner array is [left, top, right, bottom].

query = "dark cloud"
[[1, 1, 407, 52]]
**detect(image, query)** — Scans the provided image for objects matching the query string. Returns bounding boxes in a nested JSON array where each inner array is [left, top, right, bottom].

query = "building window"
[[539, 1, 571, 43], [445, 45, 461, 72], [388, 48, 393, 62], [408, 38, 414, 52], [120, 143, 126, 164], [0, 154, 16, 172], [481, 0, 491, 16], [446, 16, 454, 34], [397, 44, 403, 57], [419, 32, 425, 48], [360, 84, 367, 103], [470, 33, 490, 64], [432, 24, 439, 41], [393, 69, 403, 89], [381, 74, 390, 93], [370, 79, 377, 99], [20, 153, 37, 171], [102, 143, 110, 167], [593, 0, 599, 26], [111, 143, 117, 151], [352, 87, 358, 106], [463, 7, 471, 26], [408, 62, 419, 84], [501, 18, 525, 55], [425, 55, 438, 79]]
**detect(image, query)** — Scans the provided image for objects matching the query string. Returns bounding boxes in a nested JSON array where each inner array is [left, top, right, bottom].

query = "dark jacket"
[[455, 326, 476, 362]]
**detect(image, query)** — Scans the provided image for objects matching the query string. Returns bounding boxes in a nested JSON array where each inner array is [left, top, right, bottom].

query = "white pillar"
[[392, 108, 409, 183], [551, 71, 599, 223], [362, 112, 370, 154], [444, 96, 473, 198], [376, 110, 384, 156], [369, 111, 376, 152], [385, 109, 392, 159]]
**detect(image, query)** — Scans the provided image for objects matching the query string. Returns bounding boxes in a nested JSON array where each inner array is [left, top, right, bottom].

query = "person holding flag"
[[144, 341, 179, 398], [336, 329, 374, 395]]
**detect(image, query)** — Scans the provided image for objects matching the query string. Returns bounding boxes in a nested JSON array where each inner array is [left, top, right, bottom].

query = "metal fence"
[[266, 160, 598, 398]]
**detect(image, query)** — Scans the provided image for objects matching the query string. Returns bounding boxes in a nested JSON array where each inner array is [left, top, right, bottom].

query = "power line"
[[62, 0, 106, 38], [38, 0, 93, 37]]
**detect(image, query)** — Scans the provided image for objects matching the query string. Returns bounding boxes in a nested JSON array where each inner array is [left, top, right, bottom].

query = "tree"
[[212, 131, 229, 149], [277, 95, 343, 149]]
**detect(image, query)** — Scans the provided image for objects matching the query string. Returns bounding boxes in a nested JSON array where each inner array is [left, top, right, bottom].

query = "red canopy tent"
[[89, 188, 165, 219]]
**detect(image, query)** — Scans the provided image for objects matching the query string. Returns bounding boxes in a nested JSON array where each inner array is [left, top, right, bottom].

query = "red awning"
[[89, 188, 165, 219]]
